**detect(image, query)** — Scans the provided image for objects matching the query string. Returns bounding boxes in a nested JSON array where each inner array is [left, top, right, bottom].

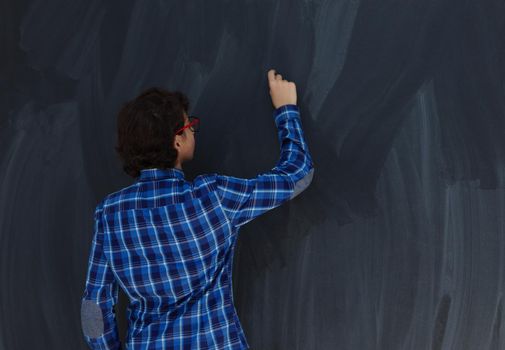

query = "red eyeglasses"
[[174, 116, 200, 135]]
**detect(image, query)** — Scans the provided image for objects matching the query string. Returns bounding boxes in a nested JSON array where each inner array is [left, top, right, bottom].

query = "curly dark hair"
[[114, 87, 189, 179]]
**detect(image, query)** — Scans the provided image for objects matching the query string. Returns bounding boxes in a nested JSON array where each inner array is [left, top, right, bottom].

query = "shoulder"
[[190, 172, 252, 199], [191, 172, 219, 192], [99, 183, 139, 215]]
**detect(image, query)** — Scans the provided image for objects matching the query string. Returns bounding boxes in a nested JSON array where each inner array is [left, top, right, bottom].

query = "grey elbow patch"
[[81, 299, 104, 338], [290, 167, 314, 199]]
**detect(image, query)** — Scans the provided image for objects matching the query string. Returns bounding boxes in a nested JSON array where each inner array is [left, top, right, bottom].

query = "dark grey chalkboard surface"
[[2, 0, 505, 349]]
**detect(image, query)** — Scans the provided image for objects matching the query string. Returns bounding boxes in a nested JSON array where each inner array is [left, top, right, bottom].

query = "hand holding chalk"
[[267, 69, 297, 109]]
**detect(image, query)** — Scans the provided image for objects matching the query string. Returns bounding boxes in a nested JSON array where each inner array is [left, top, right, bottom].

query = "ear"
[[173, 134, 181, 149]]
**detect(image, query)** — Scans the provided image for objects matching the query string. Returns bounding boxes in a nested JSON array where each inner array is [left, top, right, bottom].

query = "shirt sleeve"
[[215, 104, 315, 228], [80, 202, 122, 350]]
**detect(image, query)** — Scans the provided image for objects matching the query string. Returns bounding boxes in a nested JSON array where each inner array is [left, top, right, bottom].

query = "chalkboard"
[[2, 0, 504, 349]]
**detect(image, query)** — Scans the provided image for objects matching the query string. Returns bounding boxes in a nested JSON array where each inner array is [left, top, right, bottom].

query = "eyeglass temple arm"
[[175, 118, 199, 134]]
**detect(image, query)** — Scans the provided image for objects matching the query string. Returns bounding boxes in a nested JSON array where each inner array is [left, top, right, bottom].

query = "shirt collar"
[[137, 167, 185, 181]]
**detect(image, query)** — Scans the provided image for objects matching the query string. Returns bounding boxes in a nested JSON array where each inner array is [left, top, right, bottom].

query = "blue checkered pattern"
[[80, 104, 314, 349]]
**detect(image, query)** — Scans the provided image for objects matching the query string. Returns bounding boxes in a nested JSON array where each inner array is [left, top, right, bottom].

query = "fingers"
[[267, 69, 276, 83], [268, 69, 287, 84]]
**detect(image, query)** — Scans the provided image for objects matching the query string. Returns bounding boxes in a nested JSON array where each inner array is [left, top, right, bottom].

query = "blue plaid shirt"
[[80, 104, 314, 349]]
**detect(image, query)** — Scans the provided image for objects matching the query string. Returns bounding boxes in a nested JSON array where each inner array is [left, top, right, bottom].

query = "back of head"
[[115, 87, 190, 179]]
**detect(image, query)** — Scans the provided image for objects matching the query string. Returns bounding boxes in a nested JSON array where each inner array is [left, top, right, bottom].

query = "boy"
[[80, 69, 314, 349]]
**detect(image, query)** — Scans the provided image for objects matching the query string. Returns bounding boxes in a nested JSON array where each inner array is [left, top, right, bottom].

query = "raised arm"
[[215, 69, 314, 228]]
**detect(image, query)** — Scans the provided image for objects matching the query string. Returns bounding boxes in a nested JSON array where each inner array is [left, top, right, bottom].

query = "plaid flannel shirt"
[[80, 104, 314, 349]]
